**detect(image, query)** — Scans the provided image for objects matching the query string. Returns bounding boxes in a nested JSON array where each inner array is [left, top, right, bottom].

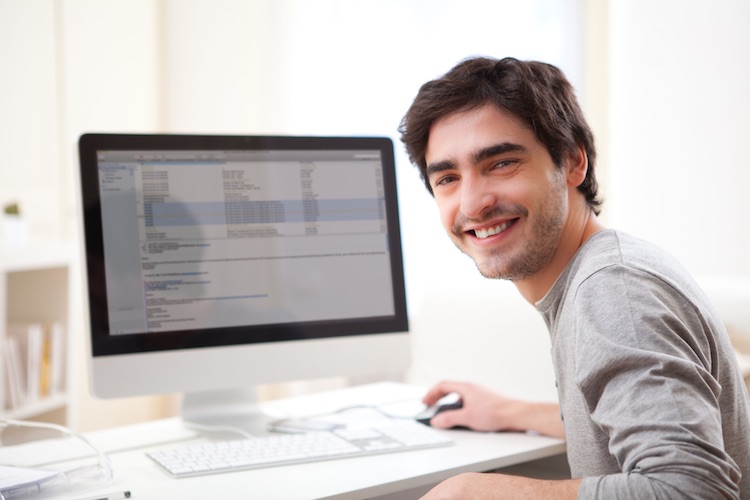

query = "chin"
[[473, 260, 512, 281], [473, 253, 545, 281]]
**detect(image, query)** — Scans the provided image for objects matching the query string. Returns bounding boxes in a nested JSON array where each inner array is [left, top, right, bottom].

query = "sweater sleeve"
[[572, 265, 741, 499]]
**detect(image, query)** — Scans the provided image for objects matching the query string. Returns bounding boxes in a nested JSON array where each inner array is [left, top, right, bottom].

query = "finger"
[[421, 381, 464, 405], [430, 408, 466, 429]]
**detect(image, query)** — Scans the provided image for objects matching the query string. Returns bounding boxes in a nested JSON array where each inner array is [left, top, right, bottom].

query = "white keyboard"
[[147, 420, 453, 478]]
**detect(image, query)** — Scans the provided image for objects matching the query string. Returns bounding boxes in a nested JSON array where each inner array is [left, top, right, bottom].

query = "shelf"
[[0, 242, 73, 273], [1, 241, 74, 426], [5, 394, 69, 421]]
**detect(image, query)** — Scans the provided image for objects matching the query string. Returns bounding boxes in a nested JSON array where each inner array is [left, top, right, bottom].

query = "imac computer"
[[78, 133, 411, 432]]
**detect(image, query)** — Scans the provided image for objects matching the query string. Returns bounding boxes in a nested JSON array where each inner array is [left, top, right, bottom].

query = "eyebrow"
[[472, 142, 528, 164], [425, 160, 455, 178], [426, 142, 529, 178]]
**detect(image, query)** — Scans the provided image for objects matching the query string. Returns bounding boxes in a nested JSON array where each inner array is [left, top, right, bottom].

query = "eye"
[[491, 159, 518, 170], [432, 174, 459, 188]]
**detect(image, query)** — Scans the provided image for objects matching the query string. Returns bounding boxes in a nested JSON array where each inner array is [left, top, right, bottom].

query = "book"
[[50, 323, 65, 396], [3, 336, 25, 409], [26, 324, 43, 402], [4, 322, 66, 408]]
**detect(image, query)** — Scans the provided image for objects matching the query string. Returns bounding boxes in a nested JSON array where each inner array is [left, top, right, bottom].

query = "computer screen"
[[78, 133, 410, 431]]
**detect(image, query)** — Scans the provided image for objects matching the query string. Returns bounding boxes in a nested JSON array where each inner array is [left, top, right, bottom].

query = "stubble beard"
[[455, 182, 568, 281]]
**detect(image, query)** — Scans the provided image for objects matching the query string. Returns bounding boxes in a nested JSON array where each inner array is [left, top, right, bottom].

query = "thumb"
[[431, 409, 465, 429]]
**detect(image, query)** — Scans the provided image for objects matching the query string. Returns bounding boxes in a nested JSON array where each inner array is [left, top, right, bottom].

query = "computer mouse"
[[415, 401, 464, 426]]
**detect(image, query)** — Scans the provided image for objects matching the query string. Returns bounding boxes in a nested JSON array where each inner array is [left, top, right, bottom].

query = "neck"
[[514, 208, 605, 304]]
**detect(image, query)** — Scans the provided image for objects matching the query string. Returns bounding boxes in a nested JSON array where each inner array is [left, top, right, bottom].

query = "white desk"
[[79, 383, 566, 500]]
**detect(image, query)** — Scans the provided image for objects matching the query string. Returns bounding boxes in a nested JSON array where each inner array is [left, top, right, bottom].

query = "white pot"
[[2, 216, 28, 247]]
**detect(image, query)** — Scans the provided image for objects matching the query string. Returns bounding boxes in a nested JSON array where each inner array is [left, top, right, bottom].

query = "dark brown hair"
[[398, 56, 602, 214]]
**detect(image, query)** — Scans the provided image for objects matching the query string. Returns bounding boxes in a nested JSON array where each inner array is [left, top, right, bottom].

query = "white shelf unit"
[[0, 243, 73, 424]]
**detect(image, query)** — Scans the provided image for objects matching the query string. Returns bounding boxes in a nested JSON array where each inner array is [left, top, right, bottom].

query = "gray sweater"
[[537, 230, 750, 499]]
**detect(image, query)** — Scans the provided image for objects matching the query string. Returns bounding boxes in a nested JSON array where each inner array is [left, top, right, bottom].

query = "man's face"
[[424, 104, 570, 281]]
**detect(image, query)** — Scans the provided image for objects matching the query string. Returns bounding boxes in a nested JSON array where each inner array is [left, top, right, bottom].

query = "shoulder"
[[568, 234, 721, 369], [574, 230, 679, 274], [571, 230, 697, 304], [538, 230, 686, 327]]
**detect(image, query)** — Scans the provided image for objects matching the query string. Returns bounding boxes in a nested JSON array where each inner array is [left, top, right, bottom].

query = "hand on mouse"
[[422, 381, 564, 437]]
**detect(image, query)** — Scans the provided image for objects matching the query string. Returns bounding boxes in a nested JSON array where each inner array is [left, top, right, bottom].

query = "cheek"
[[434, 196, 457, 232]]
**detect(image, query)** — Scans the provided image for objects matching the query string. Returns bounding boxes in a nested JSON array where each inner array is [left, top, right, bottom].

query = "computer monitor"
[[78, 133, 411, 432]]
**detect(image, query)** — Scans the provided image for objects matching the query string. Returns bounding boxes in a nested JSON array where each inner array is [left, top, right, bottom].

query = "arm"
[[569, 266, 744, 498], [420, 472, 581, 500], [422, 381, 564, 438]]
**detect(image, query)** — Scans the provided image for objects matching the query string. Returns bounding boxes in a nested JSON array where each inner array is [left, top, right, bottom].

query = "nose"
[[459, 174, 496, 219]]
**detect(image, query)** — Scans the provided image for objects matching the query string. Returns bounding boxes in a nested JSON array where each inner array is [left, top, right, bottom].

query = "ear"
[[565, 145, 588, 188]]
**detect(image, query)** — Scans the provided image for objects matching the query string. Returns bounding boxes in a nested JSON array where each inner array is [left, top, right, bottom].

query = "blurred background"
[[1, 0, 749, 432]]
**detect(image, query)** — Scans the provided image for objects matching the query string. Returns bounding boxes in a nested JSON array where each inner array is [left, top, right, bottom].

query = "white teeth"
[[474, 221, 511, 239]]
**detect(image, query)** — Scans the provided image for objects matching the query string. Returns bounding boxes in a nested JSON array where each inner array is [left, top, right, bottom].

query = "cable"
[[0, 419, 114, 498]]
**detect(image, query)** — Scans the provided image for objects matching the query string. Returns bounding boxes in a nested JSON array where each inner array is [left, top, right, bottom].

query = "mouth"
[[470, 219, 517, 239]]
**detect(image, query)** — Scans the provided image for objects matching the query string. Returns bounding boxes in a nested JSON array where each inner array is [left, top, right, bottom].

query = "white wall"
[[0, 1, 61, 239], [607, 0, 750, 279]]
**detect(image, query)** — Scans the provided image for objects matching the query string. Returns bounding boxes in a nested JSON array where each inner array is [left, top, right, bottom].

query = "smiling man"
[[399, 57, 750, 499]]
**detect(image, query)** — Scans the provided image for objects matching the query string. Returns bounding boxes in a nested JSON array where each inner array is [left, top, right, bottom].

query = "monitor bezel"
[[78, 133, 409, 359]]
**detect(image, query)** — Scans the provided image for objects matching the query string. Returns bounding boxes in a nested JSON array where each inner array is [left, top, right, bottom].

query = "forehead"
[[425, 104, 538, 164]]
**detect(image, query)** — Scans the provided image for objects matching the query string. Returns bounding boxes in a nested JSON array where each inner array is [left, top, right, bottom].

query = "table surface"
[[62, 382, 566, 500]]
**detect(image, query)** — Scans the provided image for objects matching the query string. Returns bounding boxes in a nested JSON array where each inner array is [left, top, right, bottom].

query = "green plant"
[[3, 202, 20, 216]]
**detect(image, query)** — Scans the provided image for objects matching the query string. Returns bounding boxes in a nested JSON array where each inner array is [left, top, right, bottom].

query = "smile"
[[473, 220, 515, 239]]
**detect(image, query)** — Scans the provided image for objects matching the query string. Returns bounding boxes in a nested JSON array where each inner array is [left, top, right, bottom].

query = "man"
[[399, 56, 750, 499]]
